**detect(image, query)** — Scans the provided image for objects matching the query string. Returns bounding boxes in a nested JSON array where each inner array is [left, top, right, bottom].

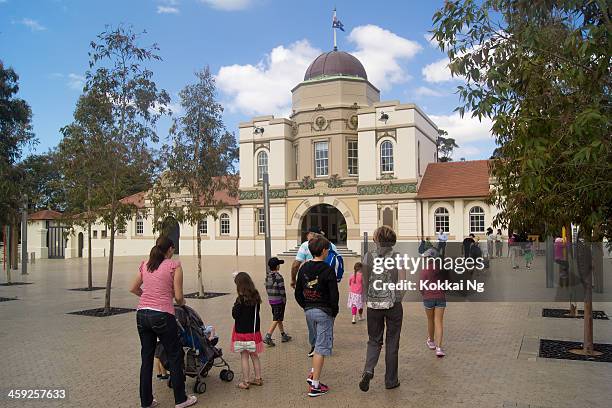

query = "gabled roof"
[[417, 160, 491, 200], [29, 209, 62, 220], [119, 191, 146, 208]]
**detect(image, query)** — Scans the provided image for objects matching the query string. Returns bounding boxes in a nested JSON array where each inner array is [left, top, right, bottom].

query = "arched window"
[[434, 207, 449, 233], [135, 214, 144, 236], [469, 206, 485, 233], [257, 151, 268, 181], [198, 219, 207, 235], [220, 213, 230, 235], [380, 140, 394, 174]]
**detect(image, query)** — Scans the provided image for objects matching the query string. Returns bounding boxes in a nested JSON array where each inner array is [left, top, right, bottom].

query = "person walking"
[[347, 262, 364, 324], [359, 226, 406, 392], [420, 248, 447, 357], [486, 227, 495, 259], [231, 272, 264, 390], [495, 229, 503, 258], [294, 235, 339, 397], [263, 257, 292, 346], [129, 236, 197, 408], [291, 226, 338, 357]]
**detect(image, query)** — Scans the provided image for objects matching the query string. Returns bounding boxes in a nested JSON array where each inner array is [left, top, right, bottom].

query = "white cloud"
[[422, 58, 456, 83], [199, 0, 252, 11], [348, 25, 422, 90], [19, 18, 46, 31], [423, 33, 437, 47], [216, 40, 321, 117], [157, 6, 179, 13], [429, 113, 493, 145], [414, 86, 444, 97], [67, 73, 85, 91]]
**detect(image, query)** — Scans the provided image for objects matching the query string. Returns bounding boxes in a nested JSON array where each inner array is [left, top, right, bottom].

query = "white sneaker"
[[352, 315, 356, 324], [175, 395, 197, 408]]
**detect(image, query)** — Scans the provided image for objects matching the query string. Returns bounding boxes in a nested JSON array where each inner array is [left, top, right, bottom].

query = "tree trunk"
[[87, 221, 92, 290], [197, 226, 204, 297], [104, 217, 115, 313], [10, 223, 19, 270], [583, 262, 593, 353], [4, 225, 11, 284]]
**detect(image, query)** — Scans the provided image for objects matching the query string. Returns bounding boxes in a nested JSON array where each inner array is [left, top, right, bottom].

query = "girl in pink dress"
[[347, 262, 364, 324]]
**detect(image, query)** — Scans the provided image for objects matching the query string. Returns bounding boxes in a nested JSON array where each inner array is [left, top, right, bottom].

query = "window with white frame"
[[257, 150, 268, 182], [380, 140, 394, 174], [135, 214, 144, 235], [118, 225, 126, 235], [434, 207, 450, 233], [469, 206, 485, 233], [257, 208, 265, 235], [198, 218, 207, 235], [314, 141, 329, 177], [347, 140, 358, 176], [220, 213, 230, 235]]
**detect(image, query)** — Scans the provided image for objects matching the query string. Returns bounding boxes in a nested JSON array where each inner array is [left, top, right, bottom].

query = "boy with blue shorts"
[[295, 235, 339, 397]]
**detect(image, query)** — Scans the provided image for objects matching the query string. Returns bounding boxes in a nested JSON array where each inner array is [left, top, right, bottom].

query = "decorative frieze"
[[239, 189, 287, 200], [357, 182, 417, 196]]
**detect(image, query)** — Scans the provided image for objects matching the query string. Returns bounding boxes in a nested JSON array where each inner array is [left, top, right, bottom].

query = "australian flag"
[[332, 15, 345, 32]]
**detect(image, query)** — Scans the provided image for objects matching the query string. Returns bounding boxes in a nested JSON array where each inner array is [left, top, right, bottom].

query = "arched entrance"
[[300, 204, 347, 245], [78, 232, 84, 258], [162, 217, 180, 254]]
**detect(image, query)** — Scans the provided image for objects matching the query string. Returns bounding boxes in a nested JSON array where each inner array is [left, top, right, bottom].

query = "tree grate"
[[542, 308, 609, 320], [539, 339, 612, 363], [0, 282, 33, 286], [67, 307, 135, 317], [184, 292, 228, 300], [0, 297, 17, 302], [68, 287, 106, 291]]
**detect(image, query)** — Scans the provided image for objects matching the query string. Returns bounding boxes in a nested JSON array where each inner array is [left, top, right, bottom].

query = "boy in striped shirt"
[[263, 257, 292, 346]]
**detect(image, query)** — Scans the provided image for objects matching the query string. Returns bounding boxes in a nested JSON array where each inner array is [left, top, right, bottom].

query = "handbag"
[[233, 304, 258, 353]]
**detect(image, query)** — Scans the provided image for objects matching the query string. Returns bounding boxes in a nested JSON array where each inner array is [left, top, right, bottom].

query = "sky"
[[1, 0, 496, 161]]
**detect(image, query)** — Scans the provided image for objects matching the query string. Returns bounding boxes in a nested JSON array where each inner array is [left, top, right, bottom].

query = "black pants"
[[137, 309, 187, 406], [363, 303, 403, 387]]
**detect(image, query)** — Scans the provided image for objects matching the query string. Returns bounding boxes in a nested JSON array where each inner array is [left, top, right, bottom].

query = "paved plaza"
[[1, 255, 611, 408]]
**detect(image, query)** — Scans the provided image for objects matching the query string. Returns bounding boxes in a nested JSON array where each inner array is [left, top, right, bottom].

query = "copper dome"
[[303, 50, 367, 81]]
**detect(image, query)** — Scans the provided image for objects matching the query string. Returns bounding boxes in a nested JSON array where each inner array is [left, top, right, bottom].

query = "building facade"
[[32, 50, 503, 259]]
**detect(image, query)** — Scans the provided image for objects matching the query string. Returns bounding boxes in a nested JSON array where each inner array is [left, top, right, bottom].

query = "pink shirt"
[[137, 259, 181, 315], [420, 265, 445, 300], [349, 272, 363, 294]]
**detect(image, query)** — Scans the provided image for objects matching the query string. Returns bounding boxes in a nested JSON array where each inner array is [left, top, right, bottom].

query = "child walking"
[[231, 272, 264, 390], [524, 239, 534, 269], [420, 248, 446, 357], [347, 262, 364, 324], [295, 235, 339, 397], [263, 257, 292, 346]]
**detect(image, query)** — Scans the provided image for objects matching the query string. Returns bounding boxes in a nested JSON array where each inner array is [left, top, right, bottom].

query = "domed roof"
[[304, 50, 367, 81]]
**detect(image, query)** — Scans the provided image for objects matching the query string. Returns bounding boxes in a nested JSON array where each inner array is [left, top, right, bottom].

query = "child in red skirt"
[[231, 272, 264, 390]]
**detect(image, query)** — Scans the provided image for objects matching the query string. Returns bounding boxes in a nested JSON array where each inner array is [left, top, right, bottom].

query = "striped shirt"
[[265, 271, 286, 305]]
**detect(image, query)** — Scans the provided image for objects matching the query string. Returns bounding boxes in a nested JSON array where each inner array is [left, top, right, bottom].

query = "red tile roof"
[[29, 209, 62, 220], [417, 160, 491, 199], [119, 191, 146, 208]]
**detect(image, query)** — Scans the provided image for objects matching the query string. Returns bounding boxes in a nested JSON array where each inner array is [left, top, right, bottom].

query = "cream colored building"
[[34, 50, 503, 259]]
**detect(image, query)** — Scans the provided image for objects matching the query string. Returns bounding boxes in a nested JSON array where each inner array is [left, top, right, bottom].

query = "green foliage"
[[432, 0, 612, 240], [18, 151, 67, 211], [437, 128, 459, 161], [0, 61, 37, 224], [152, 67, 238, 231]]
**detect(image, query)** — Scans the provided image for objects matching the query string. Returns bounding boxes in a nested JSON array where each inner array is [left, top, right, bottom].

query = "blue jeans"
[[305, 308, 335, 356], [136, 309, 187, 406]]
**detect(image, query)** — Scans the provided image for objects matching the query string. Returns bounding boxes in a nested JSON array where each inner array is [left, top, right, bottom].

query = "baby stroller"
[[162, 305, 234, 394]]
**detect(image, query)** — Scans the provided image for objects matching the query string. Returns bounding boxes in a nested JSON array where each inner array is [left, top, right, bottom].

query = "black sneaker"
[[263, 335, 275, 347], [281, 333, 292, 342], [307, 346, 315, 357], [359, 372, 373, 392], [308, 383, 329, 397]]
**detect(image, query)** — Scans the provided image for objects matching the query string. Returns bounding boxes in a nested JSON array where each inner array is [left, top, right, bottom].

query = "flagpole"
[[333, 8, 337, 51]]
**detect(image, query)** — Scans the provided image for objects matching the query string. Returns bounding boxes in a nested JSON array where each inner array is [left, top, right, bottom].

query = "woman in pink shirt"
[[129, 236, 197, 408], [347, 262, 364, 324]]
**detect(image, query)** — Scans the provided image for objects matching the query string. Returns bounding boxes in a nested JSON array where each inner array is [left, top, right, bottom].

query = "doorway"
[[300, 204, 347, 245]]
